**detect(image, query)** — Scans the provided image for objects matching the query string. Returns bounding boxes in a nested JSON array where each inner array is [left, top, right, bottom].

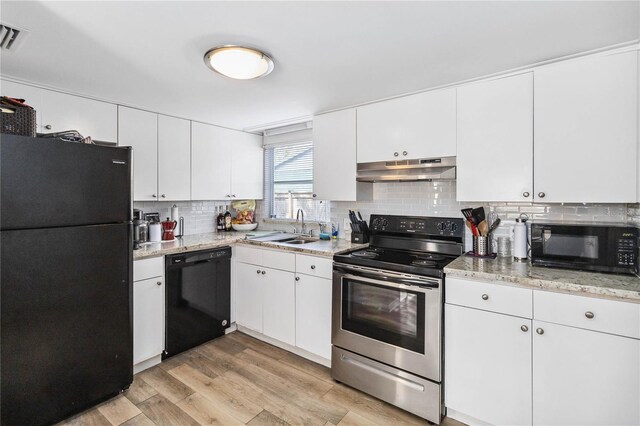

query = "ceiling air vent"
[[0, 24, 28, 51]]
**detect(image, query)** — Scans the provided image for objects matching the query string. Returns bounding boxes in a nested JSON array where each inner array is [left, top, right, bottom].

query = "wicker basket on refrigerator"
[[0, 97, 37, 137]]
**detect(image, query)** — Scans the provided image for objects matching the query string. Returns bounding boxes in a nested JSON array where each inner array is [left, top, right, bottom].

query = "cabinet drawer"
[[296, 254, 333, 279], [534, 291, 640, 339], [234, 245, 263, 266], [134, 256, 164, 281], [262, 249, 295, 272], [446, 277, 533, 318]]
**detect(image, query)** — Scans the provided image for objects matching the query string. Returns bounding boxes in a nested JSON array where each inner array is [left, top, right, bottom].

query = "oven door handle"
[[336, 271, 438, 292], [334, 263, 440, 289]]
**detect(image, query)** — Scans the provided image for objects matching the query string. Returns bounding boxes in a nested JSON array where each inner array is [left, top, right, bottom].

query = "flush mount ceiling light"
[[204, 45, 274, 80]]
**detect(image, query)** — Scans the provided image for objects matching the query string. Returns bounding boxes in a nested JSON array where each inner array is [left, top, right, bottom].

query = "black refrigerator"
[[1, 134, 133, 426]]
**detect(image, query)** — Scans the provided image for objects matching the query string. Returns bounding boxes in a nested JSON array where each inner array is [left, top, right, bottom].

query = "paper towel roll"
[[171, 205, 179, 222]]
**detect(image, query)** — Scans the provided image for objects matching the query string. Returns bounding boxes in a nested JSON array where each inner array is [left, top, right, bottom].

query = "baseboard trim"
[[133, 354, 162, 374]]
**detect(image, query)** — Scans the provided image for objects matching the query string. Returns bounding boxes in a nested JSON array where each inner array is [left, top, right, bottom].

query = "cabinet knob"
[[521, 325, 529, 332], [538, 192, 546, 198], [226, 194, 230, 198], [261, 270, 266, 275], [393, 152, 399, 157], [585, 311, 595, 319], [481, 294, 489, 300], [232, 194, 236, 198], [256, 269, 261, 274], [536, 328, 544, 335], [312, 194, 317, 198], [161, 194, 166, 198], [152, 194, 157, 198], [295, 276, 300, 281], [156, 281, 162, 286], [44, 124, 52, 130], [311, 265, 316, 270], [402, 151, 407, 156], [523, 192, 530, 198]]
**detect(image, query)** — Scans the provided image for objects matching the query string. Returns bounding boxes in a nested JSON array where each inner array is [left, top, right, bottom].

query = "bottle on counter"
[[216, 206, 225, 232], [224, 205, 232, 231]]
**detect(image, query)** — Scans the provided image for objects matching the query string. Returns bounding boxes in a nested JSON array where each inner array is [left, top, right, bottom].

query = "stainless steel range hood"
[[356, 157, 456, 182]]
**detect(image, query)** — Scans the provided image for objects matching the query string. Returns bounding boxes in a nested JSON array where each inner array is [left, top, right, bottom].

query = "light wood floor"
[[57, 332, 465, 426]]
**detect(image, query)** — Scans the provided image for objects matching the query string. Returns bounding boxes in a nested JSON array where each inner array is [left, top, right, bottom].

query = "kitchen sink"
[[280, 238, 318, 245]]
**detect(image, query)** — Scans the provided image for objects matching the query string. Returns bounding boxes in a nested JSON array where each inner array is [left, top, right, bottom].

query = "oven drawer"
[[446, 277, 533, 318], [296, 254, 332, 278], [534, 291, 640, 339], [331, 346, 441, 423]]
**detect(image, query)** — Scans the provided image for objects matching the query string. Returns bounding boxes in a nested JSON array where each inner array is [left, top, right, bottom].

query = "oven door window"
[[341, 277, 425, 353]]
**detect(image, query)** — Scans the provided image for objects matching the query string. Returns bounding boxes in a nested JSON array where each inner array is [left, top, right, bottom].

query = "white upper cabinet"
[[118, 106, 158, 201], [313, 109, 360, 201], [357, 87, 456, 163], [158, 115, 191, 201], [534, 51, 638, 203], [192, 122, 262, 201], [40, 89, 117, 143], [1, 80, 117, 142], [230, 130, 264, 200], [457, 73, 534, 202], [191, 121, 231, 200]]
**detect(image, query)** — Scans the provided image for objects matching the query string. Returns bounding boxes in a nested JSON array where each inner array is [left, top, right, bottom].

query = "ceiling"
[[1, 1, 638, 131]]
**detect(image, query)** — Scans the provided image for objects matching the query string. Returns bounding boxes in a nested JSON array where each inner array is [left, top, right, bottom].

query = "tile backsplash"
[[139, 184, 640, 241]]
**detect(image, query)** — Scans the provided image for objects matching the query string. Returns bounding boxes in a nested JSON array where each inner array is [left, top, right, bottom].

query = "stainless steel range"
[[332, 214, 464, 423]]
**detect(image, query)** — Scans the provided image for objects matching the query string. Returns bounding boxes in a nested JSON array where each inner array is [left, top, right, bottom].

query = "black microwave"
[[531, 223, 638, 275]]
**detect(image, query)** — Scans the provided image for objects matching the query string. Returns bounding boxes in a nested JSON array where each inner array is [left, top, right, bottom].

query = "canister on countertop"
[[513, 213, 529, 260]]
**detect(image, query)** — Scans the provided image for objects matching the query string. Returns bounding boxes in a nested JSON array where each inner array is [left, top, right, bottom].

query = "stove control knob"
[[437, 222, 446, 231], [450, 222, 458, 232], [372, 218, 380, 228]]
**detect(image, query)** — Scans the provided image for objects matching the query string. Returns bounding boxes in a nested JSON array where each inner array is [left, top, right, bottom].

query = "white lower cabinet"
[[133, 276, 165, 365], [262, 267, 295, 346], [445, 304, 532, 426], [445, 278, 640, 426], [132, 257, 165, 373], [235, 261, 265, 333], [295, 273, 332, 360], [532, 320, 640, 426]]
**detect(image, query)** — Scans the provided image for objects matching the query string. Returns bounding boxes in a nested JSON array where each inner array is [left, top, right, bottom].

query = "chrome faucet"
[[296, 208, 305, 235]]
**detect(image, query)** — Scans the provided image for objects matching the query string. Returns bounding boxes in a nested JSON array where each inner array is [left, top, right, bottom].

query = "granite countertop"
[[133, 232, 365, 260], [444, 255, 640, 303]]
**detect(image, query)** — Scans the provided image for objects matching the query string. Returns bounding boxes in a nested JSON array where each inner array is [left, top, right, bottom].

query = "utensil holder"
[[351, 232, 369, 244], [0, 104, 36, 137], [473, 236, 490, 256]]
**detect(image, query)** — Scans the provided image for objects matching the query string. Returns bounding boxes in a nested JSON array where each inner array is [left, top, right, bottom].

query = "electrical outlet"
[[344, 218, 351, 233]]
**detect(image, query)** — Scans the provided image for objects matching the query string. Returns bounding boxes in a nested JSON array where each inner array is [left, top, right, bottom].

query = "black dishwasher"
[[164, 247, 231, 359]]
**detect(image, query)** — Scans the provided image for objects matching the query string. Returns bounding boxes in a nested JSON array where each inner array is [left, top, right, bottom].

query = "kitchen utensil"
[[478, 220, 489, 236], [461, 208, 473, 221], [161, 218, 177, 241], [513, 213, 529, 260], [488, 218, 501, 235], [471, 207, 486, 227]]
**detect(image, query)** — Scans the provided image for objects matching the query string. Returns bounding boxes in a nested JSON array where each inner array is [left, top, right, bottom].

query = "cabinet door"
[[357, 88, 456, 163], [445, 304, 532, 426], [40, 89, 117, 143], [234, 262, 263, 333], [133, 277, 164, 365], [534, 51, 638, 203], [191, 121, 231, 200], [457, 73, 533, 202], [118, 107, 158, 201], [158, 115, 190, 201], [313, 109, 358, 201], [230, 130, 263, 199], [533, 321, 640, 426], [262, 267, 295, 346], [295, 274, 332, 359], [1, 80, 44, 131]]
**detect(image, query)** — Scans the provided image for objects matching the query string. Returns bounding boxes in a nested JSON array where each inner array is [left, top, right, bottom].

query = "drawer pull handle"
[[521, 325, 528, 332], [536, 328, 544, 335], [585, 311, 594, 319], [481, 294, 489, 300], [311, 265, 316, 270]]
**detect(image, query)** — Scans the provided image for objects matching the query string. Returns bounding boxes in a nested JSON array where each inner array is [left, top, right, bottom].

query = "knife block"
[[351, 232, 369, 244]]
